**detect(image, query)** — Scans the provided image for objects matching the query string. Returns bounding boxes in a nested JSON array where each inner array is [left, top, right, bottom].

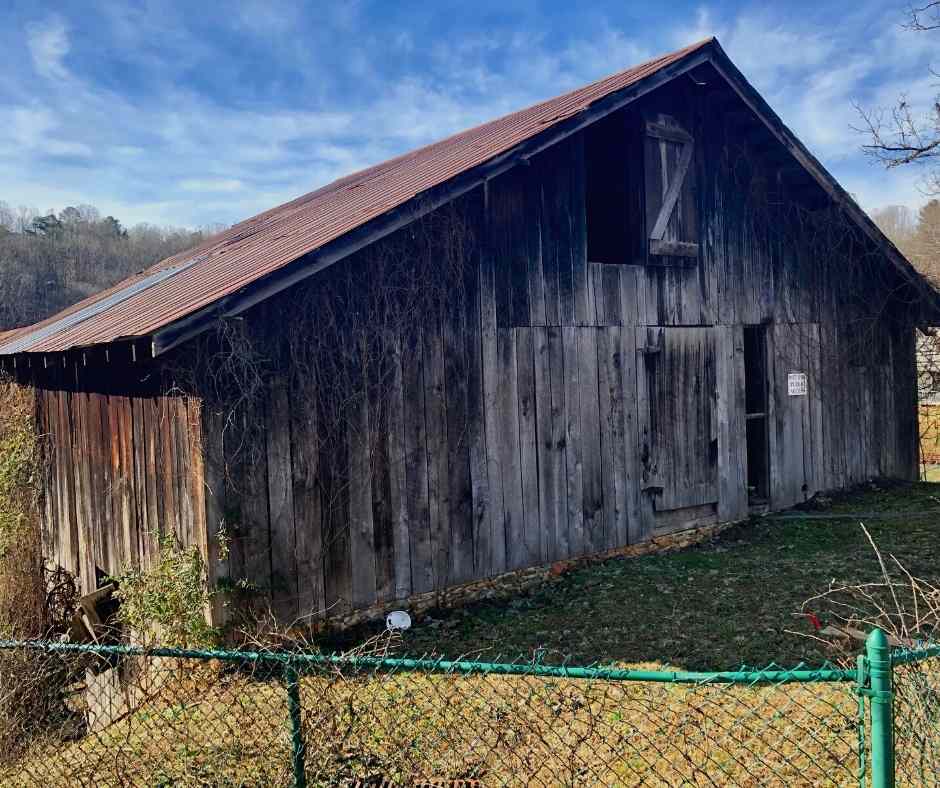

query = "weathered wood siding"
[[33, 360, 206, 597], [209, 87, 918, 620]]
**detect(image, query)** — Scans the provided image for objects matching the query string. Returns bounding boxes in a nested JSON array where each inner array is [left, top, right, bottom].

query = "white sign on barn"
[[788, 372, 807, 396]]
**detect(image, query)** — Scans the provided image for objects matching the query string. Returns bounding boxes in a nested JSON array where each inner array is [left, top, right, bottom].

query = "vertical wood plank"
[[534, 327, 559, 562], [819, 321, 846, 490], [403, 327, 433, 594], [368, 355, 396, 603], [496, 328, 525, 568], [158, 397, 178, 545], [466, 247, 491, 580], [174, 398, 195, 549], [804, 323, 825, 497], [58, 388, 79, 575], [716, 325, 748, 523], [618, 327, 644, 544], [203, 405, 230, 627], [569, 136, 590, 327], [634, 328, 658, 539], [289, 384, 325, 617], [266, 380, 298, 622], [562, 327, 585, 556], [477, 274, 512, 575], [348, 389, 376, 610], [386, 337, 412, 600], [130, 396, 148, 569], [117, 396, 136, 569], [320, 401, 352, 615], [619, 266, 641, 327], [444, 301, 474, 586], [142, 396, 161, 565], [516, 327, 541, 566], [768, 323, 807, 509], [423, 319, 450, 589], [489, 168, 531, 328], [539, 176, 560, 327], [578, 328, 604, 553], [526, 169, 546, 328], [597, 327, 629, 548], [546, 327, 570, 559], [93, 393, 113, 577], [543, 154, 574, 326], [185, 397, 209, 624], [479, 205, 504, 576], [72, 385, 96, 592], [37, 391, 57, 568], [241, 400, 273, 609]]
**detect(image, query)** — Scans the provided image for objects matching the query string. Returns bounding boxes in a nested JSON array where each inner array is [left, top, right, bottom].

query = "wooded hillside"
[[0, 202, 221, 332], [873, 200, 940, 283]]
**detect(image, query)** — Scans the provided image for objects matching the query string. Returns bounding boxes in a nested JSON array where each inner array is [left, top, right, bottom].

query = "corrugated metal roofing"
[[0, 39, 711, 358]]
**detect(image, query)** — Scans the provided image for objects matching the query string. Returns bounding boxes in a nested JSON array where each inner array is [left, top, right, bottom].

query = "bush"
[[0, 378, 76, 763], [0, 377, 44, 638], [111, 534, 218, 649]]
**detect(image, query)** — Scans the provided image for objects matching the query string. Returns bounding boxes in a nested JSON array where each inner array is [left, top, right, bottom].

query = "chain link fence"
[[0, 634, 935, 787], [893, 644, 940, 786]]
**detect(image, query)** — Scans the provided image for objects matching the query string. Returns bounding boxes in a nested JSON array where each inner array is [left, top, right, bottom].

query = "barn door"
[[767, 323, 823, 509], [636, 327, 718, 521]]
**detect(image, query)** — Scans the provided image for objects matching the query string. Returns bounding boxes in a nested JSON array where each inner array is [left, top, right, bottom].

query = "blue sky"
[[0, 0, 936, 229]]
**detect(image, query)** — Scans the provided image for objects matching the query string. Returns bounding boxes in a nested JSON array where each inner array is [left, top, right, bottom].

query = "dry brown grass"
[[0, 652, 861, 788]]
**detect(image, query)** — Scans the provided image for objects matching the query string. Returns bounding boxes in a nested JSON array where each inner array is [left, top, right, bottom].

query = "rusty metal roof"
[[0, 39, 713, 358], [3, 36, 930, 359]]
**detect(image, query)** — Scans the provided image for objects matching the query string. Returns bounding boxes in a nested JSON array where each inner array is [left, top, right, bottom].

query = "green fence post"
[[856, 652, 868, 788], [866, 629, 895, 788], [284, 663, 307, 788]]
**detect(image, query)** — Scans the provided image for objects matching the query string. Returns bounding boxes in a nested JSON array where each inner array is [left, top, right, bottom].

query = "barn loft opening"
[[585, 112, 633, 265], [743, 325, 769, 505]]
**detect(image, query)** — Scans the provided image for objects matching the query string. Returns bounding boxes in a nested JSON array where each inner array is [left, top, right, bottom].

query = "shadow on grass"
[[325, 481, 940, 671]]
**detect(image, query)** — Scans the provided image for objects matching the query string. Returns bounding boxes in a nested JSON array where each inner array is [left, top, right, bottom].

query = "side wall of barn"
[[26, 355, 207, 599], [201, 79, 920, 624]]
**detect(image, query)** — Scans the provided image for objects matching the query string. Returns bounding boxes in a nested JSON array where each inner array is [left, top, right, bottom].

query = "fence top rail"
[[0, 639, 857, 685], [892, 642, 940, 666]]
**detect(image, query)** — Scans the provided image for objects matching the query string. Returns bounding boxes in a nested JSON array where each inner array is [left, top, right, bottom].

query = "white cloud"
[[26, 17, 70, 81], [0, 1, 934, 229], [0, 105, 91, 159], [671, 6, 717, 48], [179, 178, 245, 193], [45, 140, 93, 158]]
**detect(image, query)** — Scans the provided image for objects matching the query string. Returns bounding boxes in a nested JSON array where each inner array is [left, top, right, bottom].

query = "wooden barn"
[[2, 38, 939, 628]]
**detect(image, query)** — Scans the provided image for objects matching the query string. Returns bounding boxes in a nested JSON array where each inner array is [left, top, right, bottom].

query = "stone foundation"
[[325, 518, 741, 632]]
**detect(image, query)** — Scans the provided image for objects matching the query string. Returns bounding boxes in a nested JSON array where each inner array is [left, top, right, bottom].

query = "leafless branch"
[[905, 2, 940, 31]]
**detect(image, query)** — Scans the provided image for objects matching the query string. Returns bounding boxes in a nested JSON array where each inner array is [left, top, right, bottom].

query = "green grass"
[[366, 480, 940, 670]]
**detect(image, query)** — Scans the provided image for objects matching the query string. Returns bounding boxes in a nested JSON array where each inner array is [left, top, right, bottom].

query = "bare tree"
[[872, 204, 918, 251], [858, 4, 940, 194]]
